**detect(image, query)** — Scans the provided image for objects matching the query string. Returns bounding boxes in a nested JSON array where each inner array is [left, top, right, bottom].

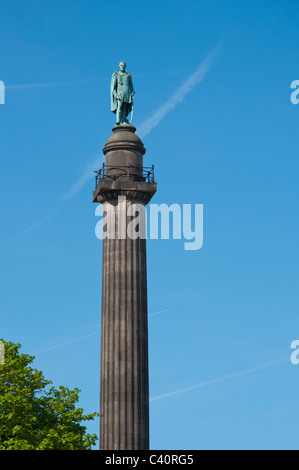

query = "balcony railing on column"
[[94, 163, 155, 188]]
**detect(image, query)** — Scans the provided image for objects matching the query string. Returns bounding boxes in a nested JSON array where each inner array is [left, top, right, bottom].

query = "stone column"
[[93, 126, 157, 450]]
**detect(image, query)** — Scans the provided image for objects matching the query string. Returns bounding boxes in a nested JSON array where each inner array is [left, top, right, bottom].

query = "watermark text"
[[0, 81, 5, 104], [290, 340, 299, 365], [95, 197, 203, 251], [290, 80, 299, 105]]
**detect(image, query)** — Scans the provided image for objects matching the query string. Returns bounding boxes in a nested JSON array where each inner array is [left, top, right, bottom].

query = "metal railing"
[[94, 163, 155, 187]]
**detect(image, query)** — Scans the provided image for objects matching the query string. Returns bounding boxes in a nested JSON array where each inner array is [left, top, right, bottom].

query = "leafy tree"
[[0, 340, 99, 450]]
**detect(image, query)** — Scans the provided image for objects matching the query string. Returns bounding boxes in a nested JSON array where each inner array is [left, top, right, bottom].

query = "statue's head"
[[119, 61, 126, 72]]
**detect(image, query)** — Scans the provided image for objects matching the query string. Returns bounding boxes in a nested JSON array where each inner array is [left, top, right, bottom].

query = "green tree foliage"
[[0, 340, 99, 450]]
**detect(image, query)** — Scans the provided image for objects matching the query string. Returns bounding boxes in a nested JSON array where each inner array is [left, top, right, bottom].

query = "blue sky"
[[1, 0, 299, 450]]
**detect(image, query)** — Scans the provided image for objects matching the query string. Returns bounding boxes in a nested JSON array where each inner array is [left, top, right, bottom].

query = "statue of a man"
[[111, 61, 135, 125]]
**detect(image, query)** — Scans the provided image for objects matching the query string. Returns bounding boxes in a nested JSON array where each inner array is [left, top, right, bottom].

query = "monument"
[[111, 61, 135, 125], [93, 62, 157, 450]]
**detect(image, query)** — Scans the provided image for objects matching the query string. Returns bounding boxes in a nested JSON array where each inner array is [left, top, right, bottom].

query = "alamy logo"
[[290, 340, 299, 365], [290, 80, 299, 105], [95, 197, 203, 251], [0, 81, 5, 104]]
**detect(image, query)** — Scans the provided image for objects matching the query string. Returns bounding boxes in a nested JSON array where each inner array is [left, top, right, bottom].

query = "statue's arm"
[[111, 72, 118, 98], [129, 74, 135, 97], [110, 72, 118, 112]]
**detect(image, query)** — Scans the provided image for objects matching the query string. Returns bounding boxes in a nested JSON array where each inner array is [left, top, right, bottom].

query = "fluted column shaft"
[[100, 199, 149, 450]]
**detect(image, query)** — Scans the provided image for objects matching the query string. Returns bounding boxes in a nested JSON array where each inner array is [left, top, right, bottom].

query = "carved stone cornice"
[[93, 180, 157, 205]]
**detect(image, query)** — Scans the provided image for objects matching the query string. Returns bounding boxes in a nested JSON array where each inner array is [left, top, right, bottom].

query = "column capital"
[[93, 179, 157, 205]]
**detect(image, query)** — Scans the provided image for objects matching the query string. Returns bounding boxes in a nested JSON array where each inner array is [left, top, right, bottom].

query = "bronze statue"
[[111, 61, 135, 125]]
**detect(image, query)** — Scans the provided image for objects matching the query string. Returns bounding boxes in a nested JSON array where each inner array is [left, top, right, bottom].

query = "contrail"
[[6, 79, 105, 90], [149, 307, 173, 317], [37, 308, 172, 355], [137, 46, 219, 139], [37, 330, 101, 355], [62, 154, 103, 202], [150, 358, 286, 403], [19, 153, 102, 236], [6, 72, 182, 91], [20, 205, 66, 236], [21, 47, 219, 234]]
